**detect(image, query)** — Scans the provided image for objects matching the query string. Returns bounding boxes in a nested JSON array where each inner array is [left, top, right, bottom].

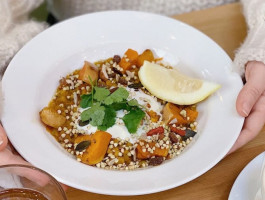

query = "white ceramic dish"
[[229, 152, 265, 200], [1, 11, 244, 195]]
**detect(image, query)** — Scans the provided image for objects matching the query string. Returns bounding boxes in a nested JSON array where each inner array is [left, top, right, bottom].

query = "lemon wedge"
[[138, 61, 221, 105]]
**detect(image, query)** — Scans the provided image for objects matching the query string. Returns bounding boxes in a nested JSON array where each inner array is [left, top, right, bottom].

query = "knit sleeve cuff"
[[234, 19, 265, 76], [240, 0, 265, 29], [234, 48, 265, 76]]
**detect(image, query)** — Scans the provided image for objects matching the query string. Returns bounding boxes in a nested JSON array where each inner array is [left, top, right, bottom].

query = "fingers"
[[0, 149, 50, 188], [229, 92, 265, 154], [0, 148, 29, 165], [236, 61, 265, 117], [0, 148, 68, 191], [0, 125, 8, 151]]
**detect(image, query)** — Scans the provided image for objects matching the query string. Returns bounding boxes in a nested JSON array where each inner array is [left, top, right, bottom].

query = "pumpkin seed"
[[78, 119, 90, 126], [182, 129, 197, 140], [128, 82, 143, 89], [75, 140, 91, 151]]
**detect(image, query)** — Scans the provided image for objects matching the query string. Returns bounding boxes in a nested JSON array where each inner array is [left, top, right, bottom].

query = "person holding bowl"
[[0, 0, 264, 184]]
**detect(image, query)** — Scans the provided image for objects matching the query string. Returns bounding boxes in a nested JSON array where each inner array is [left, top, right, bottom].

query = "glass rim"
[[0, 164, 67, 200]]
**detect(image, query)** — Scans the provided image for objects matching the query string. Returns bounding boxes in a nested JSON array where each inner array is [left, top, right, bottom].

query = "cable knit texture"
[[48, 0, 237, 20], [49, 0, 265, 76], [1, 0, 265, 79], [0, 0, 47, 78], [234, 0, 265, 75], [0, 0, 47, 117]]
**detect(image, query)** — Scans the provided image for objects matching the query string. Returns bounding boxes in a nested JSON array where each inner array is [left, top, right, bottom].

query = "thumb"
[[0, 124, 8, 151], [236, 61, 265, 117]]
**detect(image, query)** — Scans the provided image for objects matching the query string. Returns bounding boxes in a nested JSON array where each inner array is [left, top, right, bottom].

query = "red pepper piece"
[[169, 125, 186, 136], [146, 127, 164, 136]]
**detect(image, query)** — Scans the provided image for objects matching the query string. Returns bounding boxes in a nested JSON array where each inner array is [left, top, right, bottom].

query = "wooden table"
[[66, 3, 265, 200]]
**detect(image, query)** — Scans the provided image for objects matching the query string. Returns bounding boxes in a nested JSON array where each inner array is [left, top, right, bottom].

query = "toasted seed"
[[128, 82, 143, 89], [75, 140, 91, 151], [182, 129, 197, 140], [78, 119, 90, 127]]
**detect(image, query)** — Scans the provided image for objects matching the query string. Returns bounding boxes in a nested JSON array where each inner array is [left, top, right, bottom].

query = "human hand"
[[0, 124, 68, 190], [229, 61, 265, 153], [0, 124, 29, 165]]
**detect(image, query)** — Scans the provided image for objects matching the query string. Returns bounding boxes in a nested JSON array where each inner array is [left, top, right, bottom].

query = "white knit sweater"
[[234, 0, 265, 75], [0, 0, 265, 77], [47, 0, 237, 20], [0, 0, 47, 77]]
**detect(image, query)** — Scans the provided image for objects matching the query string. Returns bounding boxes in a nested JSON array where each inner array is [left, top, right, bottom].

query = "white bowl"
[[1, 11, 244, 195]]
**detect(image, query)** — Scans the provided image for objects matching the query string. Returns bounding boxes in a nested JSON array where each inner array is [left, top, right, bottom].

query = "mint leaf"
[[127, 99, 139, 107], [122, 107, 145, 133], [98, 107, 116, 131], [80, 94, 93, 108], [104, 87, 129, 105], [94, 86, 110, 101]]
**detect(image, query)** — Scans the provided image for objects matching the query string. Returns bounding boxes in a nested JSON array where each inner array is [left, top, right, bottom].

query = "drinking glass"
[[0, 164, 67, 200], [255, 156, 265, 200], [260, 158, 265, 200]]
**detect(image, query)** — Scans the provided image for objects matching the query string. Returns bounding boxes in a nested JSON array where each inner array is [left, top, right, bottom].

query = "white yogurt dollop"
[[76, 87, 163, 143], [127, 88, 162, 114]]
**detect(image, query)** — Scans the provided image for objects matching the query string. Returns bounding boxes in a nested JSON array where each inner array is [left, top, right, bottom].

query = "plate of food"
[[1, 11, 244, 195]]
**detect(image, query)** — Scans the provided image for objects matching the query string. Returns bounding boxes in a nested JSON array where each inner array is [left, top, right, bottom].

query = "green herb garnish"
[[80, 94, 93, 108], [111, 102, 130, 111], [80, 85, 145, 133], [94, 87, 110, 101], [98, 106, 116, 131], [127, 99, 140, 107], [81, 103, 105, 126], [122, 107, 145, 133], [104, 87, 129, 105]]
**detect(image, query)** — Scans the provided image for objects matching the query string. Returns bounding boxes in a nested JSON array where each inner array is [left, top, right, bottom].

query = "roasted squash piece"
[[136, 49, 154, 67], [136, 140, 168, 159], [77, 131, 112, 165], [118, 49, 139, 72], [162, 103, 176, 124], [40, 107, 66, 128], [162, 103, 198, 125], [78, 61, 99, 85], [124, 48, 138, 63], [185, 107, 198, 123], [146, 110, 160, 123], [74, 135, 92, 146]]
